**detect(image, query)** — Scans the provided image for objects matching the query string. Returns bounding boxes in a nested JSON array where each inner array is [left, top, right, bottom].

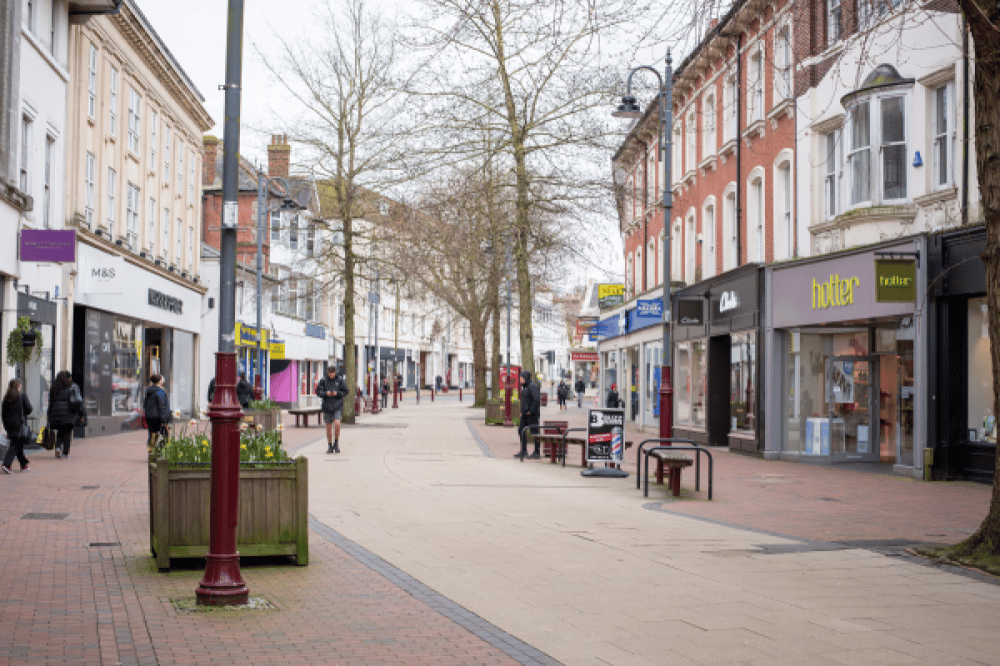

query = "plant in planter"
[[244, 397, 282, 432], [5, 316, 42, 366]]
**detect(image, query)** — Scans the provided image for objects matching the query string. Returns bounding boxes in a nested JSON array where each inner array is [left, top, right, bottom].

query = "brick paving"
[[0, 398, 995, 666]]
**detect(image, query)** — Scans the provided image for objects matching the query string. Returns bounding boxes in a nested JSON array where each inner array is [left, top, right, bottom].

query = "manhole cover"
[[88, 542, 120, 547], [21, 513, 69, 520]]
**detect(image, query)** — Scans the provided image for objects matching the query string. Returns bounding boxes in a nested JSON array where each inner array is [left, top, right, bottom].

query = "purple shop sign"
[[20, 229, 76, 262]]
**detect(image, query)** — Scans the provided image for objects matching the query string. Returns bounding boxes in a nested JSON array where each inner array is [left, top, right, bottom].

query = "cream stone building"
[[63, 0, 212, 434]]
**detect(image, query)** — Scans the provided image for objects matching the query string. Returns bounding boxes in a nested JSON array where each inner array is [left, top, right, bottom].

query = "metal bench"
[[288, 407, 322, 427]]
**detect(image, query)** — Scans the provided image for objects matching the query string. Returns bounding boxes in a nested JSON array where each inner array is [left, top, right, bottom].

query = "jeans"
[[3, 436, 29, 469], [577, 393, 583, 407], [519, 415, 539, 454], [56, 424, 74, 456]]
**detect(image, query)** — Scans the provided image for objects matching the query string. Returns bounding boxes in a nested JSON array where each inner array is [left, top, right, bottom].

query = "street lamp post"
[[503, 238, 513, 427], [391, 278, 399, 408], [253, 169, 296, 401], [198, 0, 248, 606], [614, 51, 674, 441]]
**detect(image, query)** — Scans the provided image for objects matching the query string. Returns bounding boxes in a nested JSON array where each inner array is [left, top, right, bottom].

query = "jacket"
[[236, 379, 254, 408], [2, 393, 32, 437], [316, 374, 348, 413], [606, 389, 621, 409], [207, 378, 216, 403], [143, 386, 172, 424], [519, 371, 540, 419], [574, 379, 585, 393], [48, 382, 82, 427]]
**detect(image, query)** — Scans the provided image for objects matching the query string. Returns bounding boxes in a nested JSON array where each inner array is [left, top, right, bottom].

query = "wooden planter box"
[[243, 408, 282, 431], [149, 457, 308, 570], [485, 401, 520, 426]]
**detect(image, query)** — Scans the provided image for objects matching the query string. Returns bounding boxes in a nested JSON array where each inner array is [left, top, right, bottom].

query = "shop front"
[[929, 226, 993, 482], [596, 302, 662, 430], [73, 244, 201, 436], [236, 323, 271, 395], [269, 321, 328, 408], [15, 292, 57, 435], [570, 350, 598, 393], [763, 237, 927, 477], [673, 265, 763, 452]]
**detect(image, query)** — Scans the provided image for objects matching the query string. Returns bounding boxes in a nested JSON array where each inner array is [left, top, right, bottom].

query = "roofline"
[[124, 0, 205, 102]]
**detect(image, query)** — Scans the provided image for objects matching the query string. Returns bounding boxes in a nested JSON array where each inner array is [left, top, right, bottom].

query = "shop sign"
[[571, 351, 599, 362], [636, 299, 662, 318], [148, 288, 183, 314], [597, 284, 625, 311], [19, 229, 76, 262], [875, 259, 916, 302], [719, 291, 739, 312], [304, 322, 326, 339], [587, 408, 625, 464], [236, 323, 270, 347], [675, 298, 704, 325], [82, 255, 125, 294], [269, 340, 286, 360], [575, 316, 597, 339], [812, 274, 860, 310]]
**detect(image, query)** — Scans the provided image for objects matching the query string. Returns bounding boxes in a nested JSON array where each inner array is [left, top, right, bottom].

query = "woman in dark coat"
[[48, 370, 83, 459], [143, 374, 172, 443], [606, 383, 621, 409], [2, 379, 32, 473]]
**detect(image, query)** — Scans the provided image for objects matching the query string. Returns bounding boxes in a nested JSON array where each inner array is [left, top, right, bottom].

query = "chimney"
[[202, 135, 220, 187], [267, 134, 290, 179], [709, 18, 719, 30]]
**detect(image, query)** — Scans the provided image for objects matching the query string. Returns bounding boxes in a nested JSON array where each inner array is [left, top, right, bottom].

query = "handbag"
[[17, 394, 33, 441], [37, 426, 55, 450], [76, 406, 88, 428]]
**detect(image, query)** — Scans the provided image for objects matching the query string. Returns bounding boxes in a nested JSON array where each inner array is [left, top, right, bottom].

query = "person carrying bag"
[[2, 379, 33, 473]]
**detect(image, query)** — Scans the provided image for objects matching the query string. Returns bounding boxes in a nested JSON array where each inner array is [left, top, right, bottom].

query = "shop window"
[[675, 340, 706, 428], [730, 331, 757, 433], [782, 330, 827, 453], [968, 298, 993, 443], [112, 318, 143, 417]]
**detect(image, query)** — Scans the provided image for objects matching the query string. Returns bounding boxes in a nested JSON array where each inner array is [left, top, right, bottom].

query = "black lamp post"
[[613, 51, 674, 441]]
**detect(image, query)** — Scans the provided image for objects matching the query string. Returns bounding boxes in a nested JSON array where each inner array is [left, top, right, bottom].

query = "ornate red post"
[[196, 352, 249, 605], [253, 374, 262, 401], [503, 375, 513, 427]]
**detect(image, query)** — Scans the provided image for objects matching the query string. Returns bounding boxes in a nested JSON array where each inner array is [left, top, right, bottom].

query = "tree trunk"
[[471, 317, 488, 405], [490, 302, 500, 400], [342, 214, 358, 424], [951, 2, 1000, 556]]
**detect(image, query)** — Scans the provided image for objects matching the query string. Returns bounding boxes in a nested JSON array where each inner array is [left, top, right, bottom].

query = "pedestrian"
[[317, 365, 348, 454], [1, 379, 32, 473], [631, 384, 639, 419], [575, 377, 586, 408], [380, 378, 389, 408], [236, 373, 254, 409], [557, 380, 568, 410], [207, 377, 216, 403], [143, 374, 172, 447], [48, 370, 83, 460], [515, 370, 541, 459], [606, 383, 621, 409]]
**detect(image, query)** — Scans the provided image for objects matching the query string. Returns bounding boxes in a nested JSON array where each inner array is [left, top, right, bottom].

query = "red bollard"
[[459, 388, 463, 402], [431, 387, 435, 402]]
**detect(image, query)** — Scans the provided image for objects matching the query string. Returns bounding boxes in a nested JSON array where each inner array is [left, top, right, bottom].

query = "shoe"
[[55, 448, 62, 459], [327, 443, 334, 454], [1, 466, 11, 474], [334, 443, 340, 453], [513, 451, 526, 459], [62, 453, 69, 459], [21, 464, 29, 472], [527, 451, 541, 459]]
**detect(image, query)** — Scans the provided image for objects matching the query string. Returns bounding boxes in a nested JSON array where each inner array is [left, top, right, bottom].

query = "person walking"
[[2, 379, 32, 473], [380, 378, 389, 409], [48, 370, 83, 459], [557, 380, 568, 411], [606, 383, 621, 409], [575, 377, 586, 408], [515, 370, 541, 459], [207, 377, 216, 403], [317, 365, 348, 454], [143, 374, 173, 447], [236, 373, 254, 409]]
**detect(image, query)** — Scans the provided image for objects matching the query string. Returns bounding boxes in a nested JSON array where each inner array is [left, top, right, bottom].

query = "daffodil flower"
[[189, 419, 197, 426], [173, 410, 181, 418], [256, 424, 263, 431], [240, 444, 247, 450], [265, 451, 273, 458], [277, 424, 284, 431], [240, 423, 248, 431]]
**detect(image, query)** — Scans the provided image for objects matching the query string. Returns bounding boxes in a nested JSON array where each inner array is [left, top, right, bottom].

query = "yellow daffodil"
[[277, 424, 284, 431], [265, 451, 273, 458], [264, 446, 271, 452], [189, 419, 197, 426], [256, 424, 263, 431], [240, 444, 247, 450], [240, 423, 248, 431]]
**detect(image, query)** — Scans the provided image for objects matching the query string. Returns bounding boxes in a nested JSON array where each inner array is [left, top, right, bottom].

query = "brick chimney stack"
[[202, 135, 220, 187], [267, 134, 290, 179]]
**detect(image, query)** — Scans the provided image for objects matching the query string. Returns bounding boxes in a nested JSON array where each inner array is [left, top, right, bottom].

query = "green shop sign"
[[875, 259, 916, 302]]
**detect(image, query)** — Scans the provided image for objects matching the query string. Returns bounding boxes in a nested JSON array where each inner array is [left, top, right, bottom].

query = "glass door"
[[829, 357, 877, 460]]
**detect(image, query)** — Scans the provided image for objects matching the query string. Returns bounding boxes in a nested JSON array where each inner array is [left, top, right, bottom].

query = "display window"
[[968, 297, 993, 443], [112, 318, 143, 417], [675, 340, 707, 428], [730, 331, 757, 433]]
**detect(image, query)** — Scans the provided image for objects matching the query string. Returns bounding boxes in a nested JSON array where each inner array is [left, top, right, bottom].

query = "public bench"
[[288, 407, 323, 427], [647, 449, 693, 497], [528, 433, 632, 468], [637, 438, 714, 500]]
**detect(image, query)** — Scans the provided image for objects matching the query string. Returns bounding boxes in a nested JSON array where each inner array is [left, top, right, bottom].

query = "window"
[[177, 143, 184, 190], [84, 152, 95, 226], [176, 219, 182, 264], [127, 88, 141, 154], [188, 228, 194, 270], [848, 101, 871, 205], [672, 124, 682, 184], [827, 0, 841, 45], [968, 298, 994, 443], [934, 84, 953, 189], [685, 214, 696, 282], [148, 198, 156, 252], [270, 211, 281, 242], [189, 152, 195, 199], [750, 176, 764, 262], [703, 203, 715, 280], [880, 96, 907, 201], [778, 162, 792, 260], [88, 45, 97, 119], [109, 66, 118, 137], [724, 190, 737, 270], [675, 340, 706, 427], [162, 208, 169, 257], [164, 126, 171, 181], [338, 303, 345, 326], [289, 215, 299, 250], [731, 331, 758, 433], [672, 220, 682, 282], [49, 3, 56, 51], [149, 110, 157, 167], [306, 225, 315, 256], [44, 135, 53, 228], [775, 28, 792, 101], [126, 183, 139, 249], [26, 0, 34, 31], [824, 130, 842, 219], [685, 110, 696, 173], [646, 239, 656, 288], [19, 114, 30, 192], [379, 200, 389, 216], [725, 74, 738, 142], [748, 49, 763, 122], [626, 254, 633, 296], [106, 167, 116, 232], [703, 94, 716, 157]]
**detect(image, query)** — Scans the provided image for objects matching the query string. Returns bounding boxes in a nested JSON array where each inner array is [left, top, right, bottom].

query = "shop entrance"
[[828, 356, 879, 461]]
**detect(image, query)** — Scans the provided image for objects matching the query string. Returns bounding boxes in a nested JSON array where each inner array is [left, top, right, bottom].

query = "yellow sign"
[[269, 340, 286, 360], [812, 275, 860, 310], [236, 323, 270, 347], [598, 284, 624, 299]]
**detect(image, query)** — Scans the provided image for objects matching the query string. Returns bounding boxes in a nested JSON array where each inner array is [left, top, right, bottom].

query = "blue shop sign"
[[304, 322, 326, 339], [636, 299, 662, 318]]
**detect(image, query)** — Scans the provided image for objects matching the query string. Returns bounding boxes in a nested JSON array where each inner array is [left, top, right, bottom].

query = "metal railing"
[[636, 438, 713, 500]]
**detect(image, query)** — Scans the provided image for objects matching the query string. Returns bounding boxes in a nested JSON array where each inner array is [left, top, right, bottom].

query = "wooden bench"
[[647, 449, 693, 497], [529, 434, 632, 467], [288, 407, 323, 427]]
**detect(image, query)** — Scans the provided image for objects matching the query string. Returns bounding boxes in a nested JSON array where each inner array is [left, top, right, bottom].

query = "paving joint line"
[[308, 516, 560, 665], [465, 416, 496, 458]]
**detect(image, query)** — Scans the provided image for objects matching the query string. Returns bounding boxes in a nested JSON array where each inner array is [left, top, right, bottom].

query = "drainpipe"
[[735, 33, 743, 266], [641, 137, 649, 292], [961, 16, 969, 226]]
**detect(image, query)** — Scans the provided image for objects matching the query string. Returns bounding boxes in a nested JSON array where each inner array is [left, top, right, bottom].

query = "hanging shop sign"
[[19, 229, 76, 262], [571, 351, 599, 362], [235, 323, 270, 347], [597, 284, 625, 311], [269, 340, 286, 360], [675, 298, 704, 326], [875, 259, 917, 303], [636, 299, 662, 318], [576, 316, 598, 340]]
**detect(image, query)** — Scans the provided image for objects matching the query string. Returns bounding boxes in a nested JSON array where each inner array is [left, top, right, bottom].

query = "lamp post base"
[[196, 554, 249, 606]]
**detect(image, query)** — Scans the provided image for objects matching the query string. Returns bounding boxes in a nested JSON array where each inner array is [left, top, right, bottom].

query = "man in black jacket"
[[316, 365, 348, 453], [516, 370, 541, 459], [236, 373, 254, 408], [574, 377, 586, 408]]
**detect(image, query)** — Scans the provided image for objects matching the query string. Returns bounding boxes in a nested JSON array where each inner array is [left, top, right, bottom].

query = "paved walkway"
[[0, 399, 997, 665]]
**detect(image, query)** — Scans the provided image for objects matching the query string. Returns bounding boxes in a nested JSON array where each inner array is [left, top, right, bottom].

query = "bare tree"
[[258, 0, 413, 423]]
